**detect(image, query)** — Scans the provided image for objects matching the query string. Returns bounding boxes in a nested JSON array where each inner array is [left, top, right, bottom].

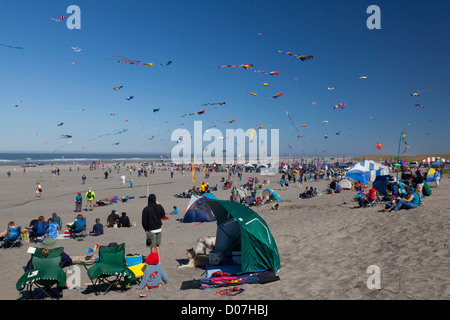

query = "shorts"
[[146, 231, 161, 248]]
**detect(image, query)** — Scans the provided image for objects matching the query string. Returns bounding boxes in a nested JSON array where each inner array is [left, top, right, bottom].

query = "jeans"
[[393, 199, 417, 211]]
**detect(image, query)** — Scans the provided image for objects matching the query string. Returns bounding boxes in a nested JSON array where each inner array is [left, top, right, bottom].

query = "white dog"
[[177, 236, 216, 268], [193, 236, 216, 255]]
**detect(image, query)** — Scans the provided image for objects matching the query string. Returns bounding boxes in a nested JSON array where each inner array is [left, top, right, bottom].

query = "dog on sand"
[[193, 236, 216, 255]]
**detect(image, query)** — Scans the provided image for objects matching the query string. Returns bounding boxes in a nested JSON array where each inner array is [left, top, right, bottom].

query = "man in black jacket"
[[142, 194, 166, 257]]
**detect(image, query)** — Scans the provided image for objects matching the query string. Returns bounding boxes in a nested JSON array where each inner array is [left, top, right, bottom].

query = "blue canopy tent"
[[345, 164, 370, 184]]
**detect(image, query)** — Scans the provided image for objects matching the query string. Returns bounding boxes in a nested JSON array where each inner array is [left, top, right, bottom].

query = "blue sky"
[[1, 0, 449, 157]]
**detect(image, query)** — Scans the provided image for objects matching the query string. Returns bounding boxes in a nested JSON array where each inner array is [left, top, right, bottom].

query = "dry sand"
[[0, 164, 449, 300]]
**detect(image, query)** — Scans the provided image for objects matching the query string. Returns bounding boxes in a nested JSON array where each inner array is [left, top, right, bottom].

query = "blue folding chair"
[[2, 226, 22, 249], [30, 222, 48, 243], [69, 218, 87, 239]]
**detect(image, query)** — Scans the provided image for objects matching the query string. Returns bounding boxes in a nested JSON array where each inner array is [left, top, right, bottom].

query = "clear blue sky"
[[1, 0, 449, 157]]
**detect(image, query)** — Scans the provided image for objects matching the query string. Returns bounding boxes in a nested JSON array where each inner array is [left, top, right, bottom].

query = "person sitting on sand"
[[171, 206, 178, 215], [0, 221, 26, 245], [106, 210, 120, 228], [89, 218, 104, 236], [271, 203, 279, 210], [136, 252, 168, 290], [358, 187, 376, 207], [118, 212, 131, 228], [385, 186, 419, 212]]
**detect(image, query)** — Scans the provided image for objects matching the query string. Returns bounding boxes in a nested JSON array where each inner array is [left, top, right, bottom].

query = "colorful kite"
[[328, 87, 335, 90], [95, 129, 128, 139], [322, 120, 329, 125], [414, 104, 424, 108], [202, 102, 226, 106], [160, 61, 173, 66], [375, 142, 383, 150], [285, 109, 302, 137], [148, 136, 155, 140], [0, 43, 24, 50], [333, 103, 346, 110], [358, 76, 368, 80], [269, 93, 283, 99], [288, 145, 293, 150], [263, 83, 269, 86], [114, 86, 123, 90], [217, 64, 253, 69], [126, 96, 134, 100], [257, 32, 265, 36], [248, 92, 257, 96], [216, 119, 235, 123], [103, 56, 153, 66], [51, 15, 66, 22], [411, 88, 430, 96], [277, 50, 313, 61], [180, 109, 205, 117]]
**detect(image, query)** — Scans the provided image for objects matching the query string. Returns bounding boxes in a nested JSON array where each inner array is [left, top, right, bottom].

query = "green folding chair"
[[86, 243, 135, 295], [16, 247, 66, 299]]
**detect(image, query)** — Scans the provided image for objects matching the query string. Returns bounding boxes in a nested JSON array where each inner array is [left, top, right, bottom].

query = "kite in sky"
[[160, 61, 173, 66], [112, 142, 120, 145], [217, 64, 253, 69], [414, 104, 424, 108], [202, 102, 226, 106], [375, 142, 383, 150], [262, 83, 269, 86], [322, 120, 329, 125], [15, 100, 23, 107], [180, 109, 205, 117], [153, 108, 160, 112], [328, 87, 335, 90], [71, 46, 82, 52], [126, 96, 134, 100], [104, 56, 153, 66], [333, 103, 346, 110], [51, 15, 66, 22], [324, 135, 328, 139], [148, 136, 155, 140], [57, 122, 64, 126], [60, 134, 72, 139], [94, 129, 128, 140], [270, 93, 283, 99], [248, 68, 279, 76], [336, 131, 341, 135], [257, 32, 265, 35], [285, 109, 302, 138], [0, 43, 24, 50], [114, 86, 123, 90], [277, 50, 313, 61], [411, 88, 430, 96], [288, 145, 293, 150], [358, 76, 368, 80], [248, 92, 257, 96], [216, 119, 235, 123]]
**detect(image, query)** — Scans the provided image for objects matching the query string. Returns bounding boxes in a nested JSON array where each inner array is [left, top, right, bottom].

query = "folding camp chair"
[[29, 222, 48, 243], [2, 226, 22, 249], [16, 247, 66, 299], [86, 243, 136, 295], [69, 218, 87, 239]]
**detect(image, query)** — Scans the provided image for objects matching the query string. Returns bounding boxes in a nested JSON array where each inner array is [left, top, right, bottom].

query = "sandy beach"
[[0, 163, 449, 301]]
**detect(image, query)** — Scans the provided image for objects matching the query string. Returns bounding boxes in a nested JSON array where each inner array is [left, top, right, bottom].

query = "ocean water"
[[0, 152, 164, 166]]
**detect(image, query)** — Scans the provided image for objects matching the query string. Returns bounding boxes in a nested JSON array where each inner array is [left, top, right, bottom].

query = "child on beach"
[[90, 218, 104, 236], [136, 253, 168, 290], [171, 206, 178, 215]]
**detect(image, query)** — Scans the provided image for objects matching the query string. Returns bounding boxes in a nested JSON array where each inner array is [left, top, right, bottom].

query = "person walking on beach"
[[35, 182, 42, 198], [142, 194, 166, 258], [82, 174, 86, 185], [75, 192, 83, 212], [85, 188, 95, 211]]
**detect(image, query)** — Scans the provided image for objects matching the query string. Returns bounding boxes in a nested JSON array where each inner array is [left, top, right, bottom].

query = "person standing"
[[75, 192, 83, 212], [434, 169, 441, 188], [82, 174, 86, 185], [85, 188, 96, 211], [142, 194, 166, 258], [35, 182, 42, 198], [104, 171, 109, 179]]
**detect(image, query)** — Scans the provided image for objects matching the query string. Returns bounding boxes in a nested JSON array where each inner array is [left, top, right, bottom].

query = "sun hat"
[[40, 237, 58, 249]]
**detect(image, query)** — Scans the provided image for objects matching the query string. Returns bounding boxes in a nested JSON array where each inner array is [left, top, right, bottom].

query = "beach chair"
[[2, 226, 22, 249], [69, 218, 87, 239], [54, 219, 62, 230], [86, 243, 136, 295], [366, 195, 381, 208], [16, 247, 66, 300]]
